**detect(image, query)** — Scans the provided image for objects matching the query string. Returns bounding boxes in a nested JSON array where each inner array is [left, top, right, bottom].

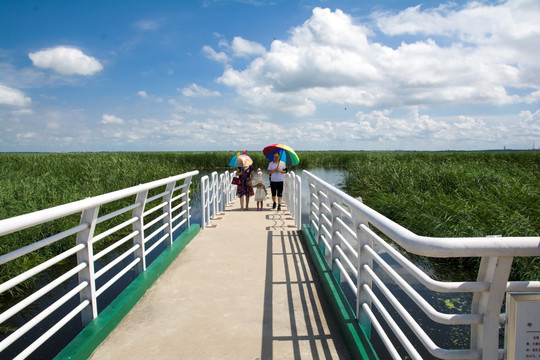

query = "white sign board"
[[506, 292, 540, 360]]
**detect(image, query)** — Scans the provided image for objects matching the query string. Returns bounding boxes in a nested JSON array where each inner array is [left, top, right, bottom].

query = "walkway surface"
[[89, 198, 350, 359]]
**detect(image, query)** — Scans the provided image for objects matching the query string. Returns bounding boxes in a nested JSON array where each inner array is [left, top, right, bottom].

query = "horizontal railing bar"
[[96, 202, 141, 225], [361, 224, 491, 293], [92, 217, 138, 244], [320, 202, 332, 215], [0, 171, 199, 236], [304, 170, 540, 257], [142, 201, 168, 217], [146, 189, 171, 203], [332, 201, 352, 219], [310, 219, 319, 232], [363, 284, 424, 360], [146, 234, 169, 256], [364, 266, 481, 359], [95, 244, 140, 279], [320, 234, 331, 254], [335, 258, 356, 295], [171, 201, 186, 214], [317, 190, 329, 200], [173, 183, 188, 192], [320, 213, 332, 228], [96, 258, 140, 297], [171, 210, 187, 223], [14, 299, 90, 360], [0, 244, 85, 294], [144, 223, 169, 244], [506, 281, 540, 291], [93, 231, 138, 261], [0, 281, 88, 352], [334, 245, 358, 278], [361, 303, 402, 360], [0, 223, 88, 266], [0, 262, 87, 325], [335, 230, 358, 259], [320, 224, 332, 241], [335, 217, 358, 243], [142, 212, 168, 231], [171, 192, 187, 203], [172, 218, 187, 234], [364, 246, 483, 325]]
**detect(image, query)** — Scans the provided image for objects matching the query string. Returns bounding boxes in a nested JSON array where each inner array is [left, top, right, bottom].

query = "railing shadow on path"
[[260, 211, 350, 360]]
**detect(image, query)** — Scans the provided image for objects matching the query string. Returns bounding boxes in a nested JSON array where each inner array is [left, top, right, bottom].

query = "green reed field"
[[0, 151, 538, 300], [343, 151, 539, 281]]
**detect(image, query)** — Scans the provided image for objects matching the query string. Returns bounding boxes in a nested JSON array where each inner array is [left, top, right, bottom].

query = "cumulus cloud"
[[179, 83, 221, 97], [202, 45, 229, 63], [101, 114, 125, 125], [138, 91, 148, 98], [211, 3, 540, 116], [28, 46, 103, 75], [231, 37, 266, 57], [0, 84, 31, 106]]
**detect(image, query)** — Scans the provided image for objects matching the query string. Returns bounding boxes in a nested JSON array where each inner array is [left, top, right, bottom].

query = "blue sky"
[[1, 0, 539, 152]]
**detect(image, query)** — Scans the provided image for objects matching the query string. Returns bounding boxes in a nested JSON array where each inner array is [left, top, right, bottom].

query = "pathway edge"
[[53, 224, 200, 360], [302, 224, 379, 360]]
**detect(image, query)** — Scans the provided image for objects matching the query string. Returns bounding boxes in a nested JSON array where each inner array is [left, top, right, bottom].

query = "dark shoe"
[[277, 204, 281, 211], [272, 202, 276, 209]]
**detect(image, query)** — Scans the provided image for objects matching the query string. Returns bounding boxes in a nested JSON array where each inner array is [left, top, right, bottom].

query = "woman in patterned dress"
[[236, 165, 254, 211]]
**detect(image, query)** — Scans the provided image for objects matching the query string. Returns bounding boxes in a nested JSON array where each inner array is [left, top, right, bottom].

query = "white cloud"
[[28, 46, 103, 75], [138, 91, 148, 98], [213, 4, 540, 116], [179, 83, 221, 97], [231, 37, 266, 57], [202, 45, 229, 63], [101, 114, 125, 125], [0, 84, 31, 106]]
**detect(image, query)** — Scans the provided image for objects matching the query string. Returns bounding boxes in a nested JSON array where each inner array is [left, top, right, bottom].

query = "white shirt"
[[268, 161, 285, 182]]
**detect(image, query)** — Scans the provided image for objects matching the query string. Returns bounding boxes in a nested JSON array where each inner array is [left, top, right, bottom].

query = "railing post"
[[330, 196, 341, 280], [163, 181, 176, 245], [219, 173, 225, 212], [184, 176, 193, 228], [211, 171, 218, 219], [355, 207, 373, 336], [200, 176, 209, 230], [471, 255, 513, 359], [132, 190, 148, 273], [76, 206, 100, 327], [295, 175, 302, 230]]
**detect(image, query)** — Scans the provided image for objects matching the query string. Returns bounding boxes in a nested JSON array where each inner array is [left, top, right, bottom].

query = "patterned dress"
[[236, 166, 254, 197]]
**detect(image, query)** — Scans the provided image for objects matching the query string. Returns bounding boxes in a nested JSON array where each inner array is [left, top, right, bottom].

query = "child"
[[252, 168, 268, 211]]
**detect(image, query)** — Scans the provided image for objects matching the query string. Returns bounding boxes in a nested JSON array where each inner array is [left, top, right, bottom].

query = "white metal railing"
[[200, 170, 236, 229], [0, 170, 198, 360], [303, 170, 540, 360], [284, 171, 302, 230]]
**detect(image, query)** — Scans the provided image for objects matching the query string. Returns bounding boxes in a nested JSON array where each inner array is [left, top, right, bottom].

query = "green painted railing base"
[[54, 224, 200, 360], [302, 224, 379, 360]]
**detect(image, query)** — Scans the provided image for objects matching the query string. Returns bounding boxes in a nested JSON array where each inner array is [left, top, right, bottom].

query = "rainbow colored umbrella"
[[262, 144, 300, 166]]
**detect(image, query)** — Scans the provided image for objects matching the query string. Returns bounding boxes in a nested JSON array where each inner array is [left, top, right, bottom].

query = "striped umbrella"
[[262, 144, 300, 166]]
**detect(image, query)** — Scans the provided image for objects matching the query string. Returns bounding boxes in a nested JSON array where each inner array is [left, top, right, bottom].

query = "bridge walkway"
[[89, 198, 350, 359]]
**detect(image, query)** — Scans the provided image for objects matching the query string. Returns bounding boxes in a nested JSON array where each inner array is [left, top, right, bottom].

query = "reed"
[[343, 151, 539, 281]]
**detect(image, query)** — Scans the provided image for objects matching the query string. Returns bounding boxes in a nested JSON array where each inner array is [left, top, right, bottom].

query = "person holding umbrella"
[[263, 144, 300, 211], [267, 151, 286, 211], [235, 153, 254, 211]]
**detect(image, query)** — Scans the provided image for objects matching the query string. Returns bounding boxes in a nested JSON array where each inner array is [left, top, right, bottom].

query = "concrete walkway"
[[89, 198, 350, 359]]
